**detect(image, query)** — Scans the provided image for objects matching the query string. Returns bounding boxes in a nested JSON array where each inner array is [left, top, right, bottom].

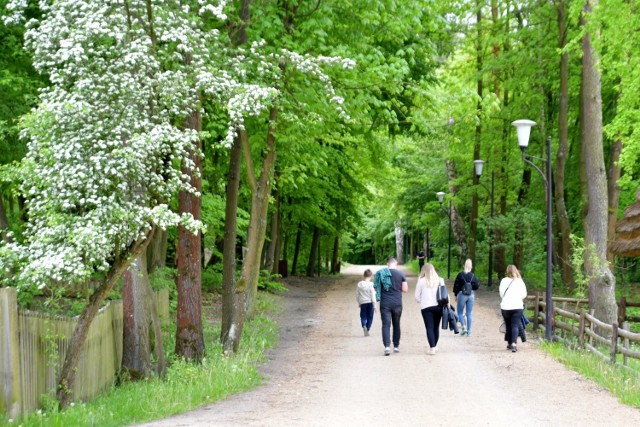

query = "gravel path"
[[138, 264, 640, 427]]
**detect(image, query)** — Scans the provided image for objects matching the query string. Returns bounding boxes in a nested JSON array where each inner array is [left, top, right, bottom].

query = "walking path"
[[139, 264, 640, 426]]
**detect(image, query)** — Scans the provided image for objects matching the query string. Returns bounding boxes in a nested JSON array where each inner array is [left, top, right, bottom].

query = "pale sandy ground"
[[137, 264, 640, 427]]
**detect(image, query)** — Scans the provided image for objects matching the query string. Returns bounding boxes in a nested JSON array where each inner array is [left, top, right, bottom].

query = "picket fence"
[[525, 292, 640, 369], [0, 287, 169, 418]]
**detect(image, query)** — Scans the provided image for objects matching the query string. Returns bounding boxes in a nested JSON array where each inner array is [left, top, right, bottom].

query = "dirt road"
[[139, 265, 640, 426]]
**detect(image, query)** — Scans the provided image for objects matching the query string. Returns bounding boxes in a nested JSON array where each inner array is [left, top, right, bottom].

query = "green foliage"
[[2, 292, 280, 426], [202, 265, 222, 293], [149, 267, 177, 311], [543, 341, 640, 408], [257, 270, 287, 294]]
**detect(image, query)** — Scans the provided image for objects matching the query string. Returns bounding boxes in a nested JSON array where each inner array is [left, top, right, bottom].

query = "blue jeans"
[[360, 302, 375, 330], [457, 292, 475, 333], [380, 304, 402, 347]]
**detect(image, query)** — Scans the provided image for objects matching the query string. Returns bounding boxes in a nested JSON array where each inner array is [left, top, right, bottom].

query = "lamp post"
[[512, 119, 553, 341], [473, 159, 494, 288], [436, 191, 452, 279]]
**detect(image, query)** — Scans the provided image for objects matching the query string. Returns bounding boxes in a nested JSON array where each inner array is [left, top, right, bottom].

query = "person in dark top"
[[453, 259, 480, 336], [374, 257, 408, 356], [416, 249, 426, 272]]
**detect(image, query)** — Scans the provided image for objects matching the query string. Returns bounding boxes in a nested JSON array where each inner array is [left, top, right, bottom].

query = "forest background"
[[1, 0, 640, 414]]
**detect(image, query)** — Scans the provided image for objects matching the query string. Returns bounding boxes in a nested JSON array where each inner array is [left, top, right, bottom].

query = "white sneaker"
[[384, 347, 391, 356], [393, 347, 400, 353], [428, 348, 436, 355]]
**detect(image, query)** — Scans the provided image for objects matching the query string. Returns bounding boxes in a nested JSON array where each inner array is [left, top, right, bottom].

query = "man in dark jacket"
[[374, 257, 408, 356]]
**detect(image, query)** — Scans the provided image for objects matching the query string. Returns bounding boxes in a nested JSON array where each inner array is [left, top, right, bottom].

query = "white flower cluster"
[[0, 0, 232, 289]]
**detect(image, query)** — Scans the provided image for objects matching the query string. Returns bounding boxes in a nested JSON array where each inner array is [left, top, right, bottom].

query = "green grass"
[[542, 341, 640, 408], [2, 293, 280, 427]]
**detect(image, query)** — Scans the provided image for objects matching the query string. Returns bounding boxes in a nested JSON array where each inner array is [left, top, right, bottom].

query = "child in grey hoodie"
[[356, 269, 376, 336]]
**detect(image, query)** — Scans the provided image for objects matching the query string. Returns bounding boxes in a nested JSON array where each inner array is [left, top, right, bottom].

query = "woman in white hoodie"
[[415, 263, 445, 355], [499, 265, 527, 353]]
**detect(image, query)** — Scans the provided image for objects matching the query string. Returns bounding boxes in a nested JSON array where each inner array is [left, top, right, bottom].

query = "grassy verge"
[[4, 293, 280, 427], [542, 341, 640, 408]]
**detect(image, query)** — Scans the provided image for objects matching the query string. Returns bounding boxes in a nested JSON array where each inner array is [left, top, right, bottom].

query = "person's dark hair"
[[363, 269, 373, 278]]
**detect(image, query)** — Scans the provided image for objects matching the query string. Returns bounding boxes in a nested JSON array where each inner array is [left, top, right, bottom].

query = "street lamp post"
[[473, 160, 495, 287], [512, 119, 554, 341], [436, 191, 452, 279]]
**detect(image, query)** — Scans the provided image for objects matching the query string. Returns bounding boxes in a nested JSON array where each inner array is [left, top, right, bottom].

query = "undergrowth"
[[2, 292, 280, 427]]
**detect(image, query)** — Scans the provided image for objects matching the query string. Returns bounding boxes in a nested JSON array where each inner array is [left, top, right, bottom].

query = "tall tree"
[[175, 108, 205, 360], [580, 0, 617, 325], [554, 0, 575, 289]]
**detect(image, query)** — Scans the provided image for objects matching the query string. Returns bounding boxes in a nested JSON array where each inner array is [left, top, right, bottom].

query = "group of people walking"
[[356, 257, 528, 355]]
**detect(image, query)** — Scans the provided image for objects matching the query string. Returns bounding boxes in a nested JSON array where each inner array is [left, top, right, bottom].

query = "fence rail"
[[0, 287, 169, 418], [525, 293, 640, 370]]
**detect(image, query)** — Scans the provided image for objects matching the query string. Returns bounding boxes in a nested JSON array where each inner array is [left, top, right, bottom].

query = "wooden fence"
[[0, 287, 169, 418], [525, 293, 640, 369]]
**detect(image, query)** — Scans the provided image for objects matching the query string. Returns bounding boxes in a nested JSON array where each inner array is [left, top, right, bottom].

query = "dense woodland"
[[1, 0, 640, 408]]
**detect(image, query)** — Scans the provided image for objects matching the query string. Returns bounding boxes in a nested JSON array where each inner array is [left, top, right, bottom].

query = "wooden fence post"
[[533, 291, 540, 331], [623, 321, 630, 366], [610, 323, 619, 364], [0, 288, 21, 419], [618, 297, 626, 327], [578, 310, 586, 348]]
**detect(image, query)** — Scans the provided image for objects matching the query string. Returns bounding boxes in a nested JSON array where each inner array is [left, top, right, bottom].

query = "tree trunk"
[[243, 105, 278, 319], [307, 227, 320, 277], [146, 228, 167, 274], [555, 0, 576, 290], [221, 132, 244, 354], [219, 0, 254, 353], [122, 255, 165, 378], [291, 222, 302, 275], [580, 0, 617, 326], [446, 160, 468, 259], [469, 0, 483, 265], [175, 109, 205, 361], [512, 169, 531, 269], [57, 228, 154, 408], [395, 224, 404, 263], [606, 139, 622, 263], [264, 192, 280, 274], [331, 235, 340, 274], [0, 197, 12, 243]]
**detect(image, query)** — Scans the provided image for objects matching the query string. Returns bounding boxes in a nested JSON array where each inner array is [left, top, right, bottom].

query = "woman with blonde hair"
[[453, 258, 480, 336], [415, 263, 445, 355], [499, 265, 527, 352]]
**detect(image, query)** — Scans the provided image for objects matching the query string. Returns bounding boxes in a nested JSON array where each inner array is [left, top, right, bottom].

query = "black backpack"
[[462, 273, 474, 296]]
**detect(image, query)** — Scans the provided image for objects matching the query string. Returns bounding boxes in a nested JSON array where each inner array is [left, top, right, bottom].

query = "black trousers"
[[501, 308, 524, 346], [421, 305, 443, 348], [380, 303, 402, 347]]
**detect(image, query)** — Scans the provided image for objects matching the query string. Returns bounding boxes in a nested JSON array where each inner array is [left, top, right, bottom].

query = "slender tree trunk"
[[221, 133, 243, 353], [220, 0, 253, 353], [175, 109, 205, 360], [395, 224, 404, 264], [580, 0, 617, 326], [554, 0, 575, 290], [606, 139, 622, 263], [0, 197, 12, 243], [291, 222, 302, 275], [470, 1, 483, 265], [512, 169, 531, 269], [243, 105, 278, 318], [122, 255, 165, 378], [331, 235, 340, 274], [57, 229, 154, 407], [264, 192, 280, 274], [307, 227, 320, 277], [146, 229, 167, 274], [446, 160, 468, 259]]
